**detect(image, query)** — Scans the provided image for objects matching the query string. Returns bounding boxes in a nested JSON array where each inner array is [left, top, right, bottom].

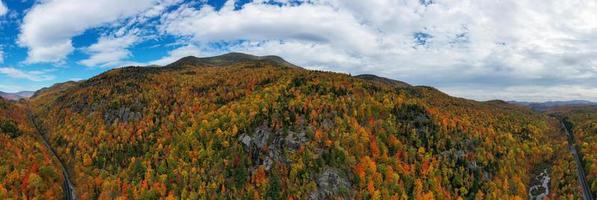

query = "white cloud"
[[18, 0, 160, 63], [0, 67, 55, 81], [0, 0, 7, 16], [0, 48, 4, 64], [159, 2, 379, 55], [79, 35, 138, 67]]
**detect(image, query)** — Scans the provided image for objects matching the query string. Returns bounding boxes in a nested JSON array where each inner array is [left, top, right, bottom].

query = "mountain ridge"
[[509, 100, 597, 111], [0, 91, 35, 100], [165, 52, 301, 69]]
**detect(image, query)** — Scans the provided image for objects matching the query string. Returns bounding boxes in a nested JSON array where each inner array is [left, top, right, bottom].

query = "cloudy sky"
[[0, 0, 596, 101]]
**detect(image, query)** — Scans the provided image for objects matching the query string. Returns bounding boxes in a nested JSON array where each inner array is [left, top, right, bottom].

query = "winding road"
[[561, 120, 594, 200], [27, 109, 76, 200]]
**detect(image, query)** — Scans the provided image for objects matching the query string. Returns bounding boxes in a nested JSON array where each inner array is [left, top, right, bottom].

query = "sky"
[[0, 0, 596, 101]]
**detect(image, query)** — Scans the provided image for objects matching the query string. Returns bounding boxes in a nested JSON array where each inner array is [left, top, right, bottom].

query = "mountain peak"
[[220, 52, 259, 58], [166, 52, 300, 68]]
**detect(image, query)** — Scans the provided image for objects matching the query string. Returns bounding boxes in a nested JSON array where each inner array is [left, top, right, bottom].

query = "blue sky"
[[0, 0, 596, 101]]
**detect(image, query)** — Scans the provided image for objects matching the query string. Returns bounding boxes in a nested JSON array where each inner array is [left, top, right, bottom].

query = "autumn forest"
[[1, 53, 595, 199]]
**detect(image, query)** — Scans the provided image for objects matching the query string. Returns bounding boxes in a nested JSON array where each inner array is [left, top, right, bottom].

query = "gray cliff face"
[[238, 123, 309, 171], [238, 122, 352, 199], [309, 168, 351, 200]]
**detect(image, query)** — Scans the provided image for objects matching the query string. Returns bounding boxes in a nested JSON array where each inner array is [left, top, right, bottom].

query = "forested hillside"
[[0, 98, 63, 199], [549, 106, 597, 197], [9, 53, 579, 199]]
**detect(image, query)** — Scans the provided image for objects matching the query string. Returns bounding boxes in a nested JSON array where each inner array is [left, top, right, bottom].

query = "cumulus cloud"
[[159, 2, 379, 55], [0, 67, 54, 81], [18, 0, 160, 63], [79, 35, 138, 67]]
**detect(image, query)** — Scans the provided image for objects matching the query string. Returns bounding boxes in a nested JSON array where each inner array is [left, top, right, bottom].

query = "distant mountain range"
[[0, 91, 35, 100], [509, 100, 597, 111]]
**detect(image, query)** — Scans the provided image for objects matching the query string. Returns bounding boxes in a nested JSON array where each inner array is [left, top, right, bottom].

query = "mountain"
[[30, 81, 79, 100], [2, 53, 584, 199], [510, 100, 597, 111], [166, 52, 301, 69], [0, 91, 35, 100]]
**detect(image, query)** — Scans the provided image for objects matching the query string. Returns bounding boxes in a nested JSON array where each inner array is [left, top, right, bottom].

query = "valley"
[[28, 109, 77, 200], [562, 120, 592, 200]]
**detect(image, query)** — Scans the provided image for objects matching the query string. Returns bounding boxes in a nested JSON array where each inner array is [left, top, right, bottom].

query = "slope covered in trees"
[[0, 98, 64, 199], [22, 53, 582, 199], [549, 106, 597, 197]]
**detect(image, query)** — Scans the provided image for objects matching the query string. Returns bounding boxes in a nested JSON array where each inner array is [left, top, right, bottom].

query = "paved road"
[[27, 109, 77, 200], [561, 121, 594, 200]]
